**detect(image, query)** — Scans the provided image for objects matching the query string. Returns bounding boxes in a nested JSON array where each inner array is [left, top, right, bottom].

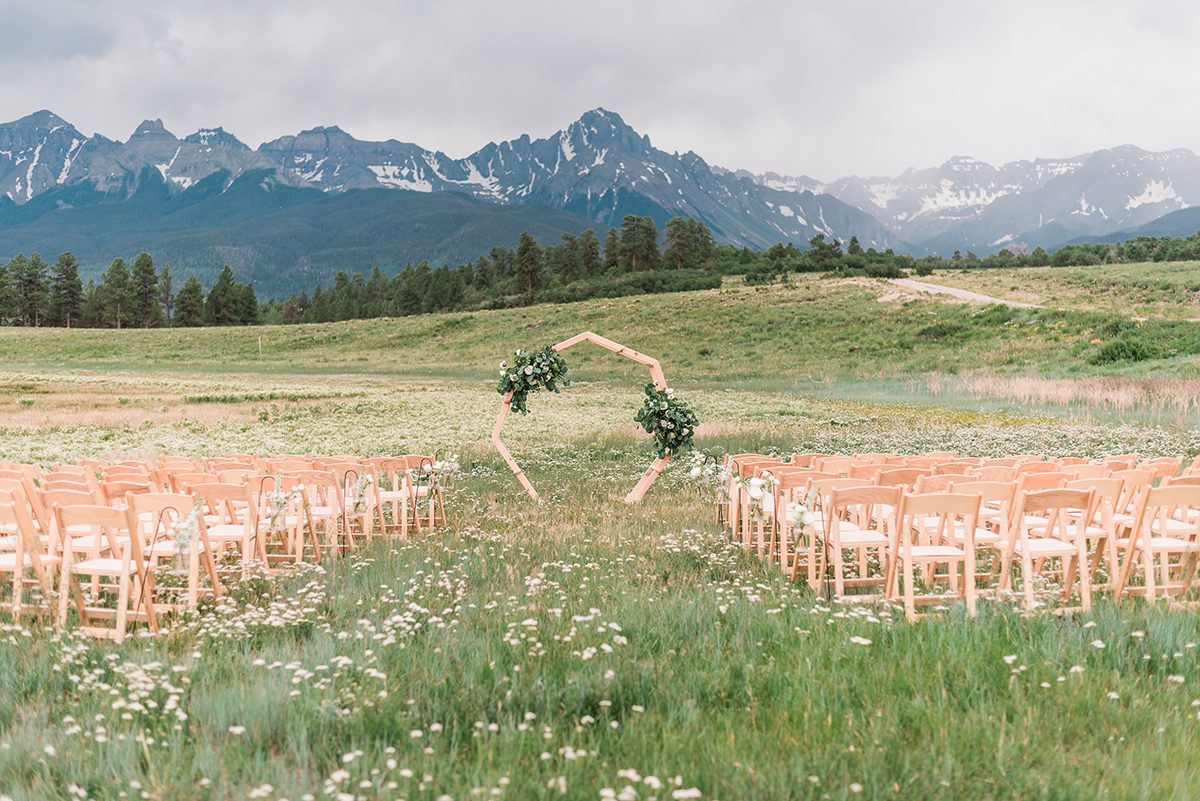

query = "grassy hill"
[[914, 261, 1200, 319], [0, 269, 1197, 386]]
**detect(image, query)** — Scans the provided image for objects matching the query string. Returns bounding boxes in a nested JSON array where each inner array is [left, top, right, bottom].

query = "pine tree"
[[619, 215, 659, 271], [236, 282, 259, 324], [0, 259, 15, 324], [158, 265, 174, 325], [130, 252, 164, 327], [205, 266, 238, 325], [603, 228, 620, 273], [663, 217, 695, 269], [79, 279, 98, 327], [577, 229, 601, 277], [11, 253, 49, 326], [515, 232, 542, 300], [847, 236, 863, 256], [95, 257, 131, 329], [174, 275, 205, 327], [554, 233, 580, 284], [48, 252, 83, 327]]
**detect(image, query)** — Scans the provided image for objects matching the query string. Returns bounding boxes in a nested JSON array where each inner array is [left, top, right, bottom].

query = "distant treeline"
[[265, 216, 722, 323], [0, 252, 256, 328], [735, 230, 1200, 283], [6, 219, 1200, 328]]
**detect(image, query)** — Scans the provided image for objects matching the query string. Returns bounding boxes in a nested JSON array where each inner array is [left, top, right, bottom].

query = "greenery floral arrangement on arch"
[[496, 344, 700, 459], [497, 346, 571, 414], [634, 383, 700, 458]]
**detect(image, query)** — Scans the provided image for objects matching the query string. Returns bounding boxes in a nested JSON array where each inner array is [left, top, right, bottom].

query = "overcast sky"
[[2, 0, 1198, 179]]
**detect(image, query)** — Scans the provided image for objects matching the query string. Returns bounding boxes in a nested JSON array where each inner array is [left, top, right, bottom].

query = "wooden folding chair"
[[55, 504, 155, 642], [1114, 484, 1200, 601], [0, 500, 59, 621], [126, 492, 222, 607], [887, 492, 982, 621], [818, 485, 901, 599], [1000, 488, 1096, 612]]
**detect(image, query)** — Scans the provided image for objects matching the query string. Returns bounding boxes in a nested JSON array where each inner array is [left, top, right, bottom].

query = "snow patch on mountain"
[[1125, 179, 1182, 209]]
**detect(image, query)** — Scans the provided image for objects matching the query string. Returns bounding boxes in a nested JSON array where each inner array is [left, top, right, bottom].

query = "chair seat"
[[70, 557, 126, 575], [834, 529, 888, 546], [66, 534, 115, 552], [206, 523, 246, 540], [1011, 538, 1075, 556], [949, 527, 1001, 544], [0, 553, 33, 569], [1151, 518, 1196, 534], [905, 545, 967, 559], [1117, 536, 1200, 553]]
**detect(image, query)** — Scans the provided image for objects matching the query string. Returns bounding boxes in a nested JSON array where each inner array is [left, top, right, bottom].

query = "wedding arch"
[[492, 331, 678, 503]]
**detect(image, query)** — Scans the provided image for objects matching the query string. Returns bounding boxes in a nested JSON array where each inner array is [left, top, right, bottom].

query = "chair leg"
[[832, 546, 846, 598], [903, 557, 916, 623], [1078, 549, 1093, 613], [964, 551, 977, 619], [1062, 556, 1077, 602], [114, 576, 129, 644], [1143, 544, 1158, 602], [1021, 549, 1036, 610]]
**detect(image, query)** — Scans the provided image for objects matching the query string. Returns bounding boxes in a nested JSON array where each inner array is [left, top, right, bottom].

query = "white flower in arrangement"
[[350, 472, 373, 513], [168, 504, 203, 557], [689, 466, 703, 478], [524, 366, 534, 375], [747, 476, 766, 501]]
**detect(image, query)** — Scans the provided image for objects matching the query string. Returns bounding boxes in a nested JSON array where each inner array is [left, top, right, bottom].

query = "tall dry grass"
[[925, 374, 1200, 420]]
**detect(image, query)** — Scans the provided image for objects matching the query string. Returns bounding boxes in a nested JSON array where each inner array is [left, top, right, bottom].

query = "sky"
[[2, 0, 1198, 180]]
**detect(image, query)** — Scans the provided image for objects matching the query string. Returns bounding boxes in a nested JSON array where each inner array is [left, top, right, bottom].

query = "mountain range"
[[1, 107, 1199, 292], [744, 146, 1200, 254], [0, 108, 893, 292]]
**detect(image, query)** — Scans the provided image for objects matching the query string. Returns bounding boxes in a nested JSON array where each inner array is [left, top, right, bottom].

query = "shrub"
[[864, 263, 903, 279], [539, 269, 721, 303], [1087, 337, 1161, 365], [917, 322, 966, 340]]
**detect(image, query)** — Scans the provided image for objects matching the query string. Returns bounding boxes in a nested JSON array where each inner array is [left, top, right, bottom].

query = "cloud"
[[0, 0, 1198, 178]]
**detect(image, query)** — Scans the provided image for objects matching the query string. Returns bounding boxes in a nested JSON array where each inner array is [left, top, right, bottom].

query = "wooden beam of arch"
[[492, 331, 670, 504]]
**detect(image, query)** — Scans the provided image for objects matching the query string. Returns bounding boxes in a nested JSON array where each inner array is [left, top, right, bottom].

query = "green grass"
[[2, 445, 1199, 800], [0, 271, 1197, 386], [0, 264, 1196, 796], [919, 260, 1200, 320]]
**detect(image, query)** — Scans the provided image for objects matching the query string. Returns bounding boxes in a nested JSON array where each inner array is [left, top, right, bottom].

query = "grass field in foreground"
[[1, 431, 1199, 801], [0, 267, 1197, 798], [0, 364, 1194, 798]]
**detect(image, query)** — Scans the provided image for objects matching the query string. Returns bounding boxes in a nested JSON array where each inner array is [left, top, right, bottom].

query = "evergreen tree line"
[[0, 252, 258, 328], [10, 217, 1200, 328], [265, 215, 720, 324], [728, 229, 1200, 283]]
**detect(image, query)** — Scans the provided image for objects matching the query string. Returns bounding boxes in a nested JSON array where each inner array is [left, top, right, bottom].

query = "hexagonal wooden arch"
[[492, 331, 670, 504]]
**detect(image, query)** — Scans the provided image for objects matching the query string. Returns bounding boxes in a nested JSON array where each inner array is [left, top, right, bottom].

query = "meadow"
[[0, 264, 1199, 799]]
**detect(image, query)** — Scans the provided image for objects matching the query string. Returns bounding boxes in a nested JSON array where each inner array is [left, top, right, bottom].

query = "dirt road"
[[890, 278, 1040, 308]]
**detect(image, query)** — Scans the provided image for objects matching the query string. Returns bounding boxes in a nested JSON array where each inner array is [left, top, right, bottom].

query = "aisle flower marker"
[[491, 331, 698, 503]]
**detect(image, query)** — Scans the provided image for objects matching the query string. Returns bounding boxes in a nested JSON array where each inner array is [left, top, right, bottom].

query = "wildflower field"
[[2, 271, 1200, 800]]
